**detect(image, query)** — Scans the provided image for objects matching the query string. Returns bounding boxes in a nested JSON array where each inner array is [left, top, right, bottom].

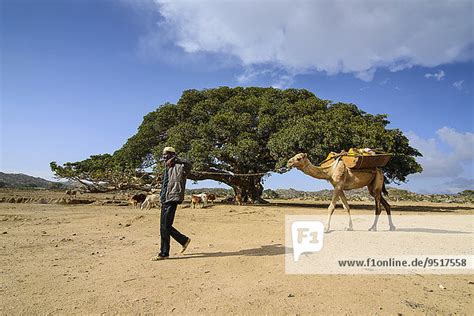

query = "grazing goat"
[[129, 193, 147, 208], [191, 195, 204, 208], [141, 194, 160, 210], [195, 193, 208, 207], [235, 194, 243, 206], [206, 193, 216, 204]]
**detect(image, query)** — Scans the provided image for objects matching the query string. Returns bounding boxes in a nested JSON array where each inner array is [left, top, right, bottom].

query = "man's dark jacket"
[[161, 157, 192, 204]]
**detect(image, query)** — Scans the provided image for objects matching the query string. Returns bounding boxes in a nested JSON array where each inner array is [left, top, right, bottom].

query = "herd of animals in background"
[[188, 193, 216, 208], [64, 188, 242, 209], [126, 191, 241, 209]]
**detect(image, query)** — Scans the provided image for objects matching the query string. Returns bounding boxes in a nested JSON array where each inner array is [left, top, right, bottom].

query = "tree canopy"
[[51, 87, 422, 200]]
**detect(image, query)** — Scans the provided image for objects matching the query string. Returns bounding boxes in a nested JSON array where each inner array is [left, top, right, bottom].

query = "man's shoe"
[[151, 254, 169, 261], [181, 238, 191, 253]]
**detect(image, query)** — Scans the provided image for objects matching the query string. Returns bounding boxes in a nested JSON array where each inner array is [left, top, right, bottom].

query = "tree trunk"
[[229, 176, 268, 204], [188, 172, 268, 204]]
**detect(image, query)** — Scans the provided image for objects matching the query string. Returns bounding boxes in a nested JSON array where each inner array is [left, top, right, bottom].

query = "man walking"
[[152, 147, 192, 260]]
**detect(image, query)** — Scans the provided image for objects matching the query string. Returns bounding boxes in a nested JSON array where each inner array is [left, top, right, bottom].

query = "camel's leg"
[[369, 198, 382, 231], [368, 188, 382, 231], [325, 189, 340, 233], [381, 196, 396, 230], [339, 191, 353, 231]]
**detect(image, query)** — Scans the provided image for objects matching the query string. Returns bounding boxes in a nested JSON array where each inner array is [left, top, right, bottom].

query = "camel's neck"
[[298, 161, 331, 180]]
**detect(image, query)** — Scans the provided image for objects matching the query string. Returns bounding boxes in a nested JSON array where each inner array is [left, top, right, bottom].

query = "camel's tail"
[[382, 183, 389, 196]]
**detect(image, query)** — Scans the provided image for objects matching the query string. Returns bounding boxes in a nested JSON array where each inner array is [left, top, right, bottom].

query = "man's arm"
[[175, 157, 192, 175]]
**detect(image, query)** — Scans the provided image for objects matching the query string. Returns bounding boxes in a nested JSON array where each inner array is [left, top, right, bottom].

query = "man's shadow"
[[169, 244, 288, 260]]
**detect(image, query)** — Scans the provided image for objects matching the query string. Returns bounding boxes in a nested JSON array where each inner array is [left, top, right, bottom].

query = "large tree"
[[51, 87, 422, 201]]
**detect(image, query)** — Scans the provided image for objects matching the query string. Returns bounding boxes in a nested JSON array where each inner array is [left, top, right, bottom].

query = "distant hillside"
[[0, 172, 66, 189]]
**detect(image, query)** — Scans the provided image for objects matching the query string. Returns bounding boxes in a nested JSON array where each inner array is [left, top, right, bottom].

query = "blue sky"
[[1, 0, 473, 193]]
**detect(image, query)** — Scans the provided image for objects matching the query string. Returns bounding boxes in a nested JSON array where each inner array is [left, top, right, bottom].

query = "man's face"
[[162, 152, 175, 161]]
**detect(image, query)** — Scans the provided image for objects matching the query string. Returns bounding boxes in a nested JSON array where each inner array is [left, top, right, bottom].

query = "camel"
[[287, 153, 395, 232]]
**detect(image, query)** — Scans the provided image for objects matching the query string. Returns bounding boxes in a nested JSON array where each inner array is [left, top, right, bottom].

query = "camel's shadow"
[[392, 227, 471, 234], [325, 227, 470, 234]]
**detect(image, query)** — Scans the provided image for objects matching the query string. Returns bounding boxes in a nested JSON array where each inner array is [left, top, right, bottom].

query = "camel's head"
[[287, 153, 309, 169]]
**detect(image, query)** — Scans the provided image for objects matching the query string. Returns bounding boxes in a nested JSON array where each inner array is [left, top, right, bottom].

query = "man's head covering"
[[162, 146, 176, 154]]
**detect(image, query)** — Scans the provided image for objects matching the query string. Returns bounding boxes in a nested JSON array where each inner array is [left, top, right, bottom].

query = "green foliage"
[[51, 154, 116, 182], [114, 87, 334, 175], [268, 102, 422, 182], [51, 87, 422, 196], [263, 189, 280, 199], [459, 190, 474, 196], [50, 154, 147, 192]]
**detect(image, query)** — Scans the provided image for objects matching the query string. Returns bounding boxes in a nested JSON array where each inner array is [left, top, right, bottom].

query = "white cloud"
[[236, 68, 263, 84], [424, 70, 445, 81], [453, 80, 465, 90], [149, 0, 473, 81], [355, 68, 376, 82], [271, 74, 294, 89], [436, 127, 474, 161], [406, 127, 474, 181]]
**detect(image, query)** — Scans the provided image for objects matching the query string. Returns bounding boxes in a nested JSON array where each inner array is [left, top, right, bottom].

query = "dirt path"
[[1, 201, 473, 314]]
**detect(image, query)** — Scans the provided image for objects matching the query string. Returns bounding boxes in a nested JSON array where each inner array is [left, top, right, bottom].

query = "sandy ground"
[[1, 194, 473, 314]]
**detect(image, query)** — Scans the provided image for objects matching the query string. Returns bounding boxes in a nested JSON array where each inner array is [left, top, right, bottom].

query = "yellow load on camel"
[[320, 148, 392, 169]]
